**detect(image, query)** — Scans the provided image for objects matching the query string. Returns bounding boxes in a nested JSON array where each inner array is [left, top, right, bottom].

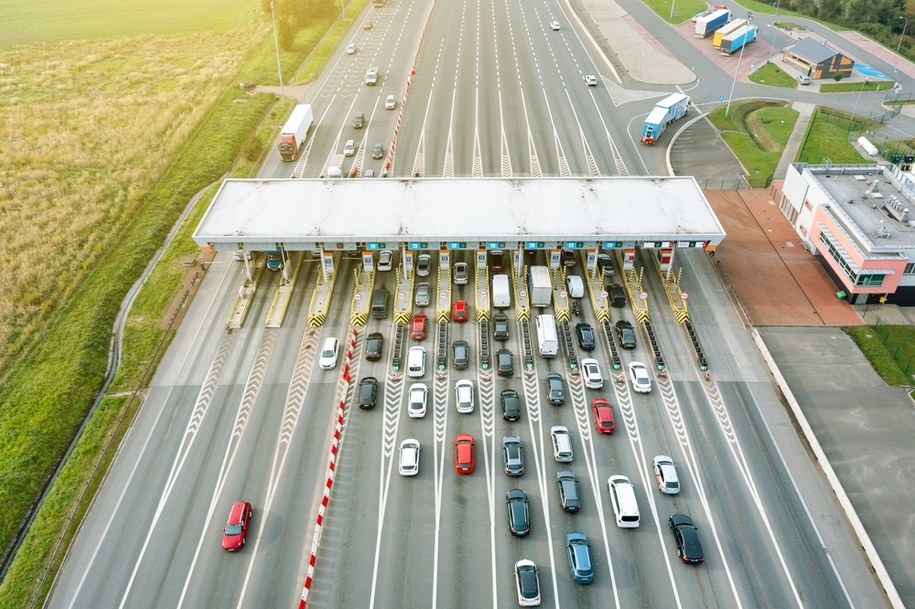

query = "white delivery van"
[[566, 275, 584, 299], [535, 314, 558, 358], [492, 274, 511, 309]]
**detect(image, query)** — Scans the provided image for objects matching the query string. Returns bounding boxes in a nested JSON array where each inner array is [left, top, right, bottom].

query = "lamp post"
[[770, 0, 781, 51], [270, 2, 285, 99], [725, 12, 753, 117], [898, 16, 910, 53], [851, 77, 869, 127], [670, 0, 676, 20]]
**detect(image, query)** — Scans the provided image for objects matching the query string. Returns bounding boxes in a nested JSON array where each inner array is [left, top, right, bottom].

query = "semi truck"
[[528, 266, 552, 308], [694, 8, 730, 38], [712, 18, 747, 49], [640, 93, 690, 145], [277, 104, 314, 162], [719, 25, 758, 55]]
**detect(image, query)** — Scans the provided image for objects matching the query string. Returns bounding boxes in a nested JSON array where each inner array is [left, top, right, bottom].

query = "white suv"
[[551, 425, 573, 462]]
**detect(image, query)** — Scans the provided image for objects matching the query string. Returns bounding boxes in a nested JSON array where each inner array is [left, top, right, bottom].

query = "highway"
[[45, 0, 896, 607]]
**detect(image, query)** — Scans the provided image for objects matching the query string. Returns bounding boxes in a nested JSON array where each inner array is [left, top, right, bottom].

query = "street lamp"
[[769, 0, 781, 51], [725, 12, 753, 117], [898, 16, 910, 53], [270, 2, 285, 99], [851, 77, 869, 127], [670, 0, 677, 20]]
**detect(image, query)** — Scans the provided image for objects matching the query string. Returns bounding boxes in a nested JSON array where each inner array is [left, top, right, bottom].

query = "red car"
[[453, 300, 468, 322], [411, 313, 428, 340], [454, 433, 475, 474], [222, 500, 252, 551], [591, 398, 615, 434]]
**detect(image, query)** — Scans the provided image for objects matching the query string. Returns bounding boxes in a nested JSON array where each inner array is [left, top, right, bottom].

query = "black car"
[[608, 283, 626, 308], [556, 470, 581, 513], [490, 249, 505, 272], [496, 348, 514, 377], [506, 489, 530, 536], [501, 389, 521, 421], [669, 514, 704, 564], [502, 436, 525, 476], [358, 377, 377, 409], [452, 340, 470, 370], [493, 312, 510, 341], [561, 249, 576, 267], [597, 253, 615, 278], [544, 372, 565, 405], [615, 320, 637, 349], [365, 332, 384, 361], [575, 323, 595, 351]]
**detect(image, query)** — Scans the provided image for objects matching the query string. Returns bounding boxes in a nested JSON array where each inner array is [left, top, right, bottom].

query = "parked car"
[[408, 383, 427, 418], [581, 358, 603, 389], [501, 388, 521, 421], [544, 372, 565, 405], [556, 470, 581, 513], [398, 439, 420, 476], [411, 313, 428, 340], [514, 559, 541, 606], [502, 436, 525, 476], [669, 514, 704, 564], [453, 299, 469, 322], [615, 319, 637, 349], [566, 531, 594, 584], [453, 262, 469, 284], [506, 488, 531, 536], [653, 455, 681, 495], [575, 323, 595, 351], [455, 379, 475, 414], [365, 332, 384, 361], [454, 433, 475, 474], [452, 339, 470, 369], [493, 312, 510, 340], [496, 348, 514, 377], [591, 398, 615, 433], [798, 74, 812, 85], [628, 361, 652, 393], [358, 376, 377, 409], [222, 500, 253, 551]]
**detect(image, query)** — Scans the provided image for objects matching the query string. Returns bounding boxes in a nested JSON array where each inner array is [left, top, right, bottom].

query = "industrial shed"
[[782, 37, 854, 80]]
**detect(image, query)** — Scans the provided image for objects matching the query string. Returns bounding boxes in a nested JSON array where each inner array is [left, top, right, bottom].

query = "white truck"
[[277, 103, 314, 161], [528, 266, 552, 307], [492, 274, 511, 309], [535, 314, 558, 358]]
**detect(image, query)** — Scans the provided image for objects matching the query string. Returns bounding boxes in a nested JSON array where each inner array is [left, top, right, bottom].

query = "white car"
[[408, 383, 428, 418], [515, 559, 541, 606], [453, 262, 469, 285], [581, 358, 603, 389], [319, 337, 339, 370], [455, 379, 475, 414], [628, 361, 652, 393], [377, 250, 393, 271], [585, 74, 598, 86], [346, 42, 357, 55], [550, 21, 560, 30], [399, 439, 420, 476], [652, 455, 681, 495], [385, 94, 397, 110], [416, 253, 432, 277]]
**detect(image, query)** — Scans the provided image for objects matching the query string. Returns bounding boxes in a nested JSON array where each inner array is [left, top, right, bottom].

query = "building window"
[[855, 274, 885, 287], [818, 233, 855, 280], [905, 262, 915, 275]]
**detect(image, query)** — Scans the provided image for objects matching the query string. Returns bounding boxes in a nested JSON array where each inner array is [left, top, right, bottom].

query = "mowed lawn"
[[0, 0, 256, 46]]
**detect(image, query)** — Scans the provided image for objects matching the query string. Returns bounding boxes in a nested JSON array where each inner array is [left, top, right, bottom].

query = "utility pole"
[[726, 12, 753, 117], [270, 1, 285, 99]]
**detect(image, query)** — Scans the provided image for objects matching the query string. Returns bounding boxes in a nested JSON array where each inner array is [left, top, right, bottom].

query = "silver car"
[[415, 282, 431, 307], [652, 455, 681, 494], [416, 253, 432, 277], [453, 262, 469, 285], [455, 379, 475, 413], [628, 361, 652, 393], [377, 250, 393, 271]]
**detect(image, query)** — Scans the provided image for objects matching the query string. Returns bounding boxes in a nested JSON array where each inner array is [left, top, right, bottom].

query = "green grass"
[[795, 108, 869, 164], [748, 62, 799, 88], [846, 325, 915, 386], [640, 0, 707, 24], [0, 0, 258, 47], [819, 80, 895, 93], [708, 101, 799, 187]]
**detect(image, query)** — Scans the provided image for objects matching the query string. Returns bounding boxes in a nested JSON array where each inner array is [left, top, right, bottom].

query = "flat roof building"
[[779, 163, 915, 305]]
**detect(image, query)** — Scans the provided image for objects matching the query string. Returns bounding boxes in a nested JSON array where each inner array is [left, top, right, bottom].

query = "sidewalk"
[[774, 102, 815, 179]]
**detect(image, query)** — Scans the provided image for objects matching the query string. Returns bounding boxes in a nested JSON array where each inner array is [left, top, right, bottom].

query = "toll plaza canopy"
[[192, 177, 726, 251]]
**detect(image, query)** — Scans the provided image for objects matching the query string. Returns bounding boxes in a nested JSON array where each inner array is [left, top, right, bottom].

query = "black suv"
[[615, 320, 637, 349], [493, 313, 510, 341], [608, 283, 626, 308], [358, 377, 377, 409], [501, 389, 521, 421], [557, 470, 581, 513]]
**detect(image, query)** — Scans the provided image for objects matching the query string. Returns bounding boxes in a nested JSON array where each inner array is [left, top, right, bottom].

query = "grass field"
[[748, 63, 798, 88], [795, 108, 869, 164], [819, 80, 895, 93], [0, 0, 257, 47], [641, 0, 706, 24], [846, 325, 915, 387], [708, 100, 799, 187]]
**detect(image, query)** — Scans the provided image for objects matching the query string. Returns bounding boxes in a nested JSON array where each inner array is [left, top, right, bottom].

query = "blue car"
[[566, 531, 594, 584]]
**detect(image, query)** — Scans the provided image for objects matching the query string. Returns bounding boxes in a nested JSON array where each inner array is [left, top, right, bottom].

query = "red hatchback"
[[411, 313, 428, 340], [591, 398, 615, 434], [454, 433, 475, 474], [222, 500, 252, 551], [453, 300, 469, 322]]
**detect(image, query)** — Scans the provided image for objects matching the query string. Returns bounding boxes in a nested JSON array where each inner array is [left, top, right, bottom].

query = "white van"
[[407, 346, 426, 378], [535, 314, 558, 358], [608, 475, 640, 528], [492, 274, 511, 309], [566, 275, 584, 299]]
